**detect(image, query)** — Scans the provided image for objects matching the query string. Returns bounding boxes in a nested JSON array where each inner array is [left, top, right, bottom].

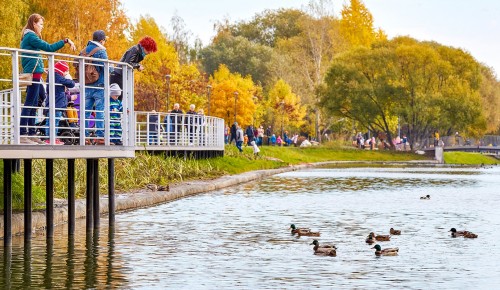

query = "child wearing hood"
[[109, 83, 123, 145], [45, 61, 75, 145]]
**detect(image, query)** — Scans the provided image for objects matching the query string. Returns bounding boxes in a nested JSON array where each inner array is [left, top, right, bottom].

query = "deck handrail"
[[0, 46, 134, 147]]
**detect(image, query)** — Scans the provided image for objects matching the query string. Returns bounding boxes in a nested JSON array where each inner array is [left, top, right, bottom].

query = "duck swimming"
[[390, 228, 401, 235], [370, 232, 391, 241], [310, 240, 337, 256], [290, 224, 320, 236], [449, 228, 467, 237], [420, 195, 431, 200], [366, 233, 375, 244], [372, 244, 399, 256]]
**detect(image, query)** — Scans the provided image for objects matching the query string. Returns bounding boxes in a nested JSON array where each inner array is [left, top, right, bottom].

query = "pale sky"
[[122, 0, 500, 76]]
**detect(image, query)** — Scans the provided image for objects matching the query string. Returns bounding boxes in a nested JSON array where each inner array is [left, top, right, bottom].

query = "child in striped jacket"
[[109, 83, 123, 145]]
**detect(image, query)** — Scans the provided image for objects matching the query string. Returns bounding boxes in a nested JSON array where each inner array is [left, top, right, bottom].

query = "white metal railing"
[[0, 46, 134, 146], [135, 111, 225, 149], [0, 47, 225, 151]]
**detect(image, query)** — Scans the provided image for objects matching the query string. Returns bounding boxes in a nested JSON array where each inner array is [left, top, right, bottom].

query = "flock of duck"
[[290, 221, 478, 257]]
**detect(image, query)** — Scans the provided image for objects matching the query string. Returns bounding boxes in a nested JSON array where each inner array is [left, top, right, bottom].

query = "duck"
[[449, 228, 467, 237], [370, 232, 391, 241], [372, 244, 399, 256], [390, 228, 401, 235], [365, 233, 375, 244], [146, 184, 169, 192], [463, 232, 478, 238], [289, 224, 310, 235], [420, 194, 431, 200], [289, 224, 320, 236], [310, 240, 337, 256]]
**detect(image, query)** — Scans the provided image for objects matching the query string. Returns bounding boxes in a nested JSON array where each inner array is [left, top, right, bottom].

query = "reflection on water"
[[0, 223, 128, 289], [1, 166, 500, 289]]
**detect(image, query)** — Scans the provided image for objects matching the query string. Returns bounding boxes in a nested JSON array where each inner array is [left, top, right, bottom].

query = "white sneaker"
[[20, 136, 38, 145]]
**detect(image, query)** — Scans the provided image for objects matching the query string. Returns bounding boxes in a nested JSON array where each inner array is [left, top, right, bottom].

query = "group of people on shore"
[[224, 122, 300, 154], [18, 13, 157, 145]]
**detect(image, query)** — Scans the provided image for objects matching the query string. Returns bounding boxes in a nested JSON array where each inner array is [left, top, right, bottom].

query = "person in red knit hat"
[[110, 36, 158, 99], [45, 61, 75, 145]]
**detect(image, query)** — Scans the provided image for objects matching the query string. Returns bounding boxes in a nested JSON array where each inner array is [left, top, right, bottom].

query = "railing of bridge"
[[135, 111, 225, 149], [0, 47, 225, 154], [0, 46, 134, 148]]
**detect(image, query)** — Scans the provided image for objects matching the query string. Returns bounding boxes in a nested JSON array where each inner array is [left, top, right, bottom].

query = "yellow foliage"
[[209, 64, 258, 127], [268, 79, 306, 131]]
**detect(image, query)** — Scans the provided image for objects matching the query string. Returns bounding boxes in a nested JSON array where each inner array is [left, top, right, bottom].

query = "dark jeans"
[[20, 78, 44, 136], [236, 141, 243, 152]]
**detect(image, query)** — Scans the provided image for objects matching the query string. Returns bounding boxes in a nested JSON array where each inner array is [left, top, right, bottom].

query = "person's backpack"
[[74, 47, 102, 84]]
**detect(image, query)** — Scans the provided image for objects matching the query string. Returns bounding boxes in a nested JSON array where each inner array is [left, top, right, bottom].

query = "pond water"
[[2, 165, 500, 289]]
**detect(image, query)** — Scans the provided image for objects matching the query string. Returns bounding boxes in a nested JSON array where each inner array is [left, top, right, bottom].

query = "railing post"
[[11, 51, 21, 144], [47, 55, 56, 145], [104, 61, 110, 145], [128, 67, 135, 147], [79, 58, 86, 146]]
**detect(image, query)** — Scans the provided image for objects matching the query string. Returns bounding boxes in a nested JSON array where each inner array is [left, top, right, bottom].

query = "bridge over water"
[[1, 47, 224, 246]]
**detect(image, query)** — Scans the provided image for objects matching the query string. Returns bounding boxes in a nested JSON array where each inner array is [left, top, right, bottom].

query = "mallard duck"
[[366, 233, 375, 244], [390, 228, 401, 235], [310, 240, 337, 256], [289, 224, 320, 236], [370, 232, 391, 241], [289, 224, 310, 235], [463, 232, 478, 238], [449, 228, 467, 237], [372, 244, 398, 256], [420, 194, 431, 200]]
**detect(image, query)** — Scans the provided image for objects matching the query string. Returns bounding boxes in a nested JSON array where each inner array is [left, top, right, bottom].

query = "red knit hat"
[[54, 61, 69, 76]]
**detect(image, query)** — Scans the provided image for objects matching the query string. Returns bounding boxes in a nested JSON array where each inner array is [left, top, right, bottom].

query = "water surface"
[[1, 165, 500, 289]]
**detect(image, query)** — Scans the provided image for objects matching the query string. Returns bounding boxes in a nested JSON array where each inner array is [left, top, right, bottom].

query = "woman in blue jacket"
[[19, 13, 76, 144]]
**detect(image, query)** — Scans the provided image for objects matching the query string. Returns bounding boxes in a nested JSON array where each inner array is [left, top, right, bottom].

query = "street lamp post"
[[207, 85, 212, 116], [234, 91, 238, 123], [166, 74, 171, 111]]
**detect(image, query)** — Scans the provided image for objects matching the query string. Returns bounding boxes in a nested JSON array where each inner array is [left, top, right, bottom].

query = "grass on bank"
[[2, 144, 430, 210], [444, 152, 499, 165]]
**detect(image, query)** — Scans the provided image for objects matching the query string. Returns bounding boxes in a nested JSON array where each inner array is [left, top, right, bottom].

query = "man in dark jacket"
[[148, 110, 159, 145], [111, 36, 157, 100], [164, 103, 183, 145], [246, 125, 255, 146], [230, 122, 237, 144], [266, 126, 272, 145]]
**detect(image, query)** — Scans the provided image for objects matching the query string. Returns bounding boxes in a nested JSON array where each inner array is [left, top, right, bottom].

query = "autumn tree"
[[339, 0, 377, 47], [209, 64, 258, 126], [0, 0, 29, 89], [200, 33, 275, 88], [267, 79, 306, 136], [321, 37, 488, 148], [29, 0, 129, 59]]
